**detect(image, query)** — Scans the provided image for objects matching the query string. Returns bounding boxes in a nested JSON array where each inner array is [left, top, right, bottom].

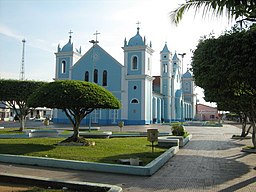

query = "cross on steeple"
[[136, 21, 141, 28], [68, 30, 73, 39], [93, 30, 100, 43], [136, 21, 141, 33]]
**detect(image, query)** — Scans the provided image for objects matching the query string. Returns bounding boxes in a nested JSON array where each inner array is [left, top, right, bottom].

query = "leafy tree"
[[191, 25, 256, 147], [217, 96, 252, 137], [0, 79, 46, 131], [28, 80, 121, 143], [170, 0, 256, 25]]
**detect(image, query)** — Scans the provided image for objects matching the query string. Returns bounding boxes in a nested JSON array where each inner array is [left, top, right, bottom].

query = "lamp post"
[[88, 31, 100, 131], [178, 53, 186, 81], [88, 40, 97, 131], [178, 53, 186, 121]]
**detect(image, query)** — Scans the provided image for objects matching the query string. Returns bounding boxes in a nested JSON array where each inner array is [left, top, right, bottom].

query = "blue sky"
[[0, 0, 235, 104]]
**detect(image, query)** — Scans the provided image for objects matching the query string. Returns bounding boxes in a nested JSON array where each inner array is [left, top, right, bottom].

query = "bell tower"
[[160, 43, 173, 122], [122, 24, 154, 124], [55, 30, 82, 80]]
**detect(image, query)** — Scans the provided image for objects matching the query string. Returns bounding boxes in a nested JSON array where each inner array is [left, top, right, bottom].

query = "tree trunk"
[[241, 116, 247, 137], [252, 120, 256, 149], [19, 115, 25, 132], [245, 124, 252, 137], [73, 123, 80, 140]]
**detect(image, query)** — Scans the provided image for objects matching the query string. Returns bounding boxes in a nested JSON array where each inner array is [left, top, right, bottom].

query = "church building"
[[53, 26, 196, 125]]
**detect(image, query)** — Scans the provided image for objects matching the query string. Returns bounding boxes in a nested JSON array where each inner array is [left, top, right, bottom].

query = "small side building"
[[196, 104, 218, 121]]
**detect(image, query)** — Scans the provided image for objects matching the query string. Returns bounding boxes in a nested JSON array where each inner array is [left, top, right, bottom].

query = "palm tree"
[[170, 0, 256, 25]]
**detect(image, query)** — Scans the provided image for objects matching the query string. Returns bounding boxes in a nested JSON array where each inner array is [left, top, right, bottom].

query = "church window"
[[163, 64, 168, 73], [148, 57, 150, 70], [132, 56, 138, 70], [84, 71, 89, 81], [164, 55, 167, 58], [94, 69, 98, 83], [131, 99, 139, 104], [185, 82, 189, 91], [133, 86, 137, 90], [103, 70, 107, 86], [61, 61, 66, 74]]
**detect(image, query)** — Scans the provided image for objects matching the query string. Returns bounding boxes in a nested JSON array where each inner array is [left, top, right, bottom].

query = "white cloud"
[[0, 24, 24, 40], [0, 24, 54, 53]]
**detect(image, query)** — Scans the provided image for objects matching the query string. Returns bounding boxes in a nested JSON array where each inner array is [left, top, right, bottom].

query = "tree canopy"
[[170, 0, 256, 25], [28, 80, 121, 142], [0, 79, 46, 131], [191, 24, 256, 147]]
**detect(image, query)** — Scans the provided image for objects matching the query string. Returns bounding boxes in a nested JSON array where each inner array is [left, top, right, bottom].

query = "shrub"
[[171, 124, 185, 136]]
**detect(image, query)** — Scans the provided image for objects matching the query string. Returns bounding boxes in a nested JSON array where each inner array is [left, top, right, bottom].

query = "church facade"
[[53, 27, 196, 125]]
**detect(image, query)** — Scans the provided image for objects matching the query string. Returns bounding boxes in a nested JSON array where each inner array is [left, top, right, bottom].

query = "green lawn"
[[0, 137, 166, 165], [0, 128, 71, 135], [0, 128, 24, 134]]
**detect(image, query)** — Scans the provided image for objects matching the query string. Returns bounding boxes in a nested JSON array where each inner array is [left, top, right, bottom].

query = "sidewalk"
[[0, 124, 255, 191]]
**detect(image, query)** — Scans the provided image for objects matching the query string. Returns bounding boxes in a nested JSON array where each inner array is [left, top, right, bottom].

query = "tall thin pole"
[[20, 39, 26, 80], [178, 53, 186, 120], [88, 31, 100, 130]]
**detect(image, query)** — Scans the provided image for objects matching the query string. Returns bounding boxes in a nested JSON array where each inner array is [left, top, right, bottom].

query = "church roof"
[[183, 70, 192, 78], [161, 43, 170, 53], [128, 27, 144, 46], [172, 52, 179, 61], [72, 43, 123, 70], [61, 38, 73, 52]]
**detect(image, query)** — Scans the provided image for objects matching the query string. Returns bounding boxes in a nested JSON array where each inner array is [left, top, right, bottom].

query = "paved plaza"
[[0, 123, 255, 191]]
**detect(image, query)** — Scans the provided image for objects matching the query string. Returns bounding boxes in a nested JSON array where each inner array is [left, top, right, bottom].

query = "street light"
[[178, 53, 186, 78], [88, 39, 97, 131], [178, 53, 186, 121]]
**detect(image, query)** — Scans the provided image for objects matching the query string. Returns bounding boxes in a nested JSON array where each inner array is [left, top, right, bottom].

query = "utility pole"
[[20, 39, 26, 80]]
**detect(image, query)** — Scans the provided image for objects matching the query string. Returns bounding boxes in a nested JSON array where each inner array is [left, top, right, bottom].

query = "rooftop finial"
[[68, 30, 73, 41], [93, 30, 100, 43], [89, 30, 101, 45], [136, 21, 141, 33]]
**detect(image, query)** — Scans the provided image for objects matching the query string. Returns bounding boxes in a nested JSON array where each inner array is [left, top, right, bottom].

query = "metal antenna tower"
[[20, 39, 26, 80]]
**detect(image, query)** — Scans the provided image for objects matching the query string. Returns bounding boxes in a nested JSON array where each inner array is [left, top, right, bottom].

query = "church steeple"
[[122, 23, 154, 124], [55, 30, 82, 80], [161, 42, 170, 53], [59, 30, 74, 52], [160, 42, 173, 122]]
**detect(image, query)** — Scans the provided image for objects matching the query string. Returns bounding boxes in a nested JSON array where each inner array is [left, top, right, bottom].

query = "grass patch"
[[21, 187, 74, 192], [0, 128, 72, 135], [244, 146, 256, 149], [183, 132, 190, 138], [0, 137, 166, 165], [0, 128, 23, 134]]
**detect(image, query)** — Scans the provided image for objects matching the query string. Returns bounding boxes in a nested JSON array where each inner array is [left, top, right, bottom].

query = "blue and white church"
[[53, 26, 196, 125]]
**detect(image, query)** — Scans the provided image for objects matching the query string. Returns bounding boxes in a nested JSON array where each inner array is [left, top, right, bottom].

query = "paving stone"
[[0, 123, 255, 191]]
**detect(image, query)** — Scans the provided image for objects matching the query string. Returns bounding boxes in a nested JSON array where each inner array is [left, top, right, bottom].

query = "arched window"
[[102, 70, 107, 86], [84, 71, 89, 81], [94, 69, 98, 83], [148, 57, 150, 70], [132, 56, 138, 70], [61, 61, 66, 74], [131, 99, 139, 104], [163, 64, 168, 73]]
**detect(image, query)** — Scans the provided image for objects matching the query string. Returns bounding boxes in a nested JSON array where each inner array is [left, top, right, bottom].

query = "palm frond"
[[170, 0, 234, 25]]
